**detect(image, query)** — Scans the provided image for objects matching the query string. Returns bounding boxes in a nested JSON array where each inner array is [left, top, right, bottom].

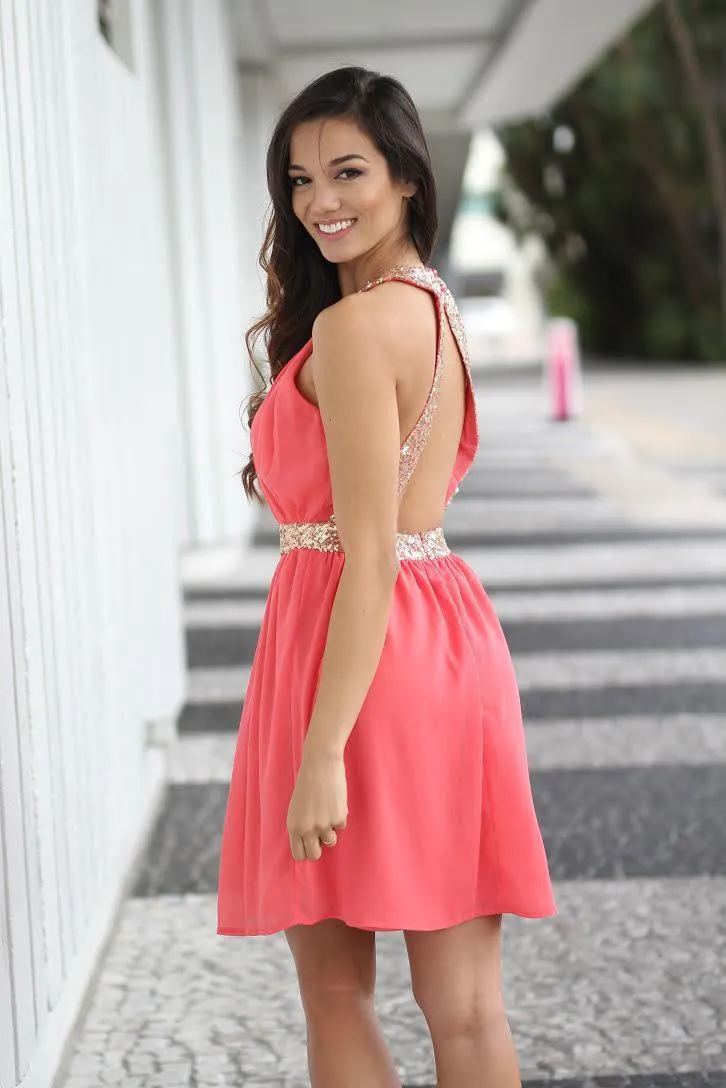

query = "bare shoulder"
[[308, 290, 401, 488], [311, 294, 396, 403], [312, 291, 387, 362], [312, 281, 431, 378]]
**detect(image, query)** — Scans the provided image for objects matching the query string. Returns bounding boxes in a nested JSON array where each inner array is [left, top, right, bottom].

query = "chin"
[[330, 238, 384, 262], [319, 245, 367, 266]]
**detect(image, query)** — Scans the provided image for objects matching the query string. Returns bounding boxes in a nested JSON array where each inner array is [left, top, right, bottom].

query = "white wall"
[[0, 2, 256, 1085]]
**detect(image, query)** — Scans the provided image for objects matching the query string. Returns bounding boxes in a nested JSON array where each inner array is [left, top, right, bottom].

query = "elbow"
[[344, 544, 400, 589]]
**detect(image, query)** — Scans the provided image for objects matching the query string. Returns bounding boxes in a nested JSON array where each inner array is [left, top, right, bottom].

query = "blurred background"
[[1, 2, 725, 1087]]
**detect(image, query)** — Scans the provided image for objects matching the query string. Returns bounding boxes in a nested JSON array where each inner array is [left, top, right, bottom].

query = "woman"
[[217, 66, 556, 1088]]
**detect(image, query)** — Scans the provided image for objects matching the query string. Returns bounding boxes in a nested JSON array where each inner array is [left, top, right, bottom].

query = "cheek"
[[357, 186, 394, 222], [291, 188, 307, 220]]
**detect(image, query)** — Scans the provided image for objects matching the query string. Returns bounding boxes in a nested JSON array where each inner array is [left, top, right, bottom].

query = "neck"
[[338, 249, 423, 296]]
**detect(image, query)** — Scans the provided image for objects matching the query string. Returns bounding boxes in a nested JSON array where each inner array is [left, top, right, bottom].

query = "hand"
[[286, 748, 348, 861]]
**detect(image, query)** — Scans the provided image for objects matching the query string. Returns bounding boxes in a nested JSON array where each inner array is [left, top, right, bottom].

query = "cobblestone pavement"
[[58, 369, 726, 1087]]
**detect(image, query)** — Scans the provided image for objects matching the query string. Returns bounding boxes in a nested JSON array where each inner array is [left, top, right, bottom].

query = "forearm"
[[303, 554, 399, 759]]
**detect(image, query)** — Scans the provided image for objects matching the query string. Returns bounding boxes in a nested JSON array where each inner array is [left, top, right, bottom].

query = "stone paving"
[[57, 367, 726, 1087]]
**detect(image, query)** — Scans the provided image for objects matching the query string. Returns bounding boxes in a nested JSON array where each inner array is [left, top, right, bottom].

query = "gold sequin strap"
[[439, 281, 479, 504], [359, 265, 445, 496], [441, 285, 474, 401], [441, 284, 478, 430]]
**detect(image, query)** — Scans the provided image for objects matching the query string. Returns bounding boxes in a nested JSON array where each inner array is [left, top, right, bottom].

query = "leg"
[[404, 915, 520, 1088], [285, 919, 401, 1088]]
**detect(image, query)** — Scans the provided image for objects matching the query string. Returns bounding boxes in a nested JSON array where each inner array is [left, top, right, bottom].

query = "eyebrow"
[[287, 154, 369, 172]]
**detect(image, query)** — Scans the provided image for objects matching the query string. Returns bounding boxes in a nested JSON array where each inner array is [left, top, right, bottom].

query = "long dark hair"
[[241, 65, 438, 503]]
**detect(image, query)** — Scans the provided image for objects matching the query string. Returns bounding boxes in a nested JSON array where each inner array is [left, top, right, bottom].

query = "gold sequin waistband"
[[278, 518, 451, 561]]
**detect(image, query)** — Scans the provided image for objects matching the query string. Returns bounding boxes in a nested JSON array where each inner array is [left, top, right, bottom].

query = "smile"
[[316, 218, 357, 237]]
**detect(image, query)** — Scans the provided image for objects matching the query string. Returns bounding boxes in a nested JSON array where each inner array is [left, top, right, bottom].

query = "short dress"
[[217, 264, 556, 936]]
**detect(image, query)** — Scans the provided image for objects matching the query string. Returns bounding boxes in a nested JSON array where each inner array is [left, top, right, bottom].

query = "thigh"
[[285, 920, 377, 1011], [404, 915, 504, 1019]]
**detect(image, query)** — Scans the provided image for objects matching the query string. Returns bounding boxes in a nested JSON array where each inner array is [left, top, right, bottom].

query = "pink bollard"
[[545, 318, 582, 421]]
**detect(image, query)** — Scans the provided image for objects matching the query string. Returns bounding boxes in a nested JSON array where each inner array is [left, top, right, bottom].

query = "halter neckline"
[[358, 263, 438, 293]]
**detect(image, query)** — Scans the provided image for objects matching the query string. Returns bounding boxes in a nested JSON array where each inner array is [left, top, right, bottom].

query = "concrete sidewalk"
[[583, 366, 725, 454]]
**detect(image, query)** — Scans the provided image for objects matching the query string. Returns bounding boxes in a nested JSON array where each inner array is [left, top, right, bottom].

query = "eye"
[[337, 168, 362, 180]]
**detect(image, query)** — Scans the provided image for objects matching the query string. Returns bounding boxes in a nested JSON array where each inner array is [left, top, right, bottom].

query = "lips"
[[315, 218, 357, 239]]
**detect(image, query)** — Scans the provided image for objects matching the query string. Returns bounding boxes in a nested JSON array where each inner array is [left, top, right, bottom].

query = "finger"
[[289, 834, 306, 862], [303, 832, 322, 861]]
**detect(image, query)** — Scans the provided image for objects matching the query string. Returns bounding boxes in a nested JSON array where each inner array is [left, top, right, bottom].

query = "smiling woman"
[[218, 66, 555, 1088], [287, 123, 417, 272], [236, 69, 438, 448]]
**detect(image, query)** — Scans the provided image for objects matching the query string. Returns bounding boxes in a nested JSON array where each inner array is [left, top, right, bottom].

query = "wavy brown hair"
[[240, 66, 439, 503]]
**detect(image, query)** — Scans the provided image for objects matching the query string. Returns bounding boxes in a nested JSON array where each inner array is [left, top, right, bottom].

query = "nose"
[[308, 180, 342, 219]]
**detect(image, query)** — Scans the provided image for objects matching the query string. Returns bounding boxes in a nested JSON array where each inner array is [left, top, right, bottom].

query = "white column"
[[153, 0, 221, 545], [238, 66, 277, 324], [154, 0, 253, 548]]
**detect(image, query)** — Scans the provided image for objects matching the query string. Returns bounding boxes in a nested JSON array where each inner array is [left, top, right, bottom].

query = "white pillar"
[[238, 66, 277, 324], [154, 0, 253, 548]]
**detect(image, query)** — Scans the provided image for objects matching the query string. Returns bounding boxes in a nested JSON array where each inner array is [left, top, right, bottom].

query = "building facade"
[[0, 4, 270, 1085]]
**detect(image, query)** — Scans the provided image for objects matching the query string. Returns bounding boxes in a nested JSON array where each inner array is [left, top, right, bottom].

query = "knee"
[[296, 959, 376, 1022], [412, 981, 508, 1042]]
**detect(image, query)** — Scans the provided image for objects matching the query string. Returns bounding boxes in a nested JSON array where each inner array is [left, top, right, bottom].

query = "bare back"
[[388, 283, 467, 532], [295, 267, 474, 535]]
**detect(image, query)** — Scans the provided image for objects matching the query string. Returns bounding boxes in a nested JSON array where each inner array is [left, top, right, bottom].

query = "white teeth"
[[318, 219, 355, 234]]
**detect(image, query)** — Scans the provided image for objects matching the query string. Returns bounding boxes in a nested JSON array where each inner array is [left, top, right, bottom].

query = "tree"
[[493, 0, 726, 362]]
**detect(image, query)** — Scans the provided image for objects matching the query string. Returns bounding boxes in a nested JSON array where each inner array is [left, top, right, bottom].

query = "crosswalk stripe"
[[184, 585, 726, 627], [184, 647, 726, 703], [180, 538, 726, 594], [166, 714, 726, 783]]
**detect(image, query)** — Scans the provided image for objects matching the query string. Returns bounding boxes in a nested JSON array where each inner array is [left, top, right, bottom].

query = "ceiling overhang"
[[231, 0, 659, 129]]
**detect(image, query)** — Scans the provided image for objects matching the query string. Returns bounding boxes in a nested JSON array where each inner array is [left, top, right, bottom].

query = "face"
[[287, 116, 416, 263]]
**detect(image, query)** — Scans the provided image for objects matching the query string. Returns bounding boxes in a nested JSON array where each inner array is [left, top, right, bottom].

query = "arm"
[[302, 295, 402, 761]]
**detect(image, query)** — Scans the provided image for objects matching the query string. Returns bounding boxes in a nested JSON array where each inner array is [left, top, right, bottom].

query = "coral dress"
[[217, 265, 556, 936]]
